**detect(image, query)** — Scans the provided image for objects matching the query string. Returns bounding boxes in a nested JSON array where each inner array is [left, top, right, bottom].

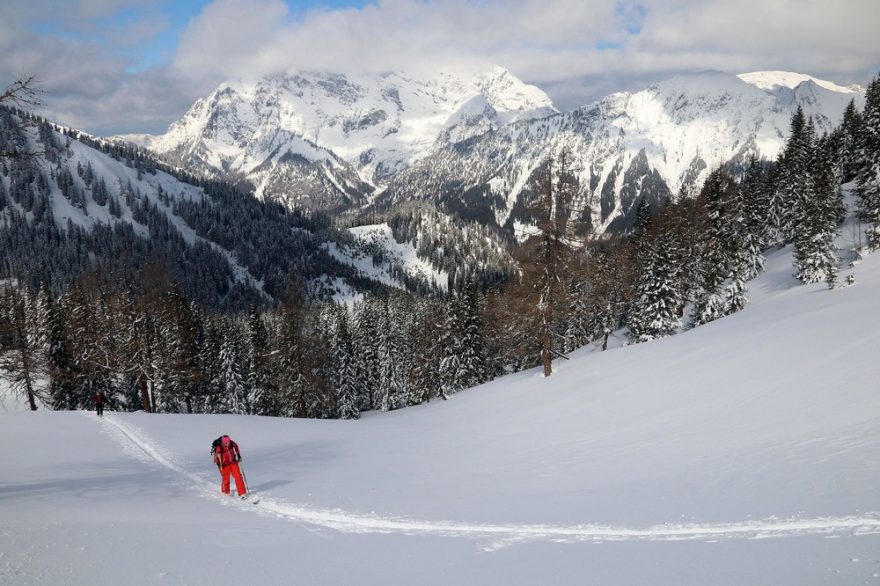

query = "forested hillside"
[[2, 74, 878, 420]]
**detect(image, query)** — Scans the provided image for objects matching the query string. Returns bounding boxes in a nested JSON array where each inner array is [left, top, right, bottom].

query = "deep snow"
[[3, 240, 880, 584]]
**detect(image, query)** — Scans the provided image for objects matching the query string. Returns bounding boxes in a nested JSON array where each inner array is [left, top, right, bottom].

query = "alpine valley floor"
[[2, 239, 880, 585]]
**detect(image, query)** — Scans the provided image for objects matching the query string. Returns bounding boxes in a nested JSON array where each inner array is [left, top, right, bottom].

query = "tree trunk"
[[542, 326, 552, 377], [138, 371, 152, 412], [18, 346, 38, 411], [22, 363, 37, 411]]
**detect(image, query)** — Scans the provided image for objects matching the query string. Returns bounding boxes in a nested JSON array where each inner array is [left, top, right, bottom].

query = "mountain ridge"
[[115, 68, 864, 235]]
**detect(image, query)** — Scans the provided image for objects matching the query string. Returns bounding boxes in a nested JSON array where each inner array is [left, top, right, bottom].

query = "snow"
[[738, 71, 862, 94], [440, 69, 864, 236], [3, 236, 880, 583], [323, 223, 448, 291], [124, 66, 557, 191]]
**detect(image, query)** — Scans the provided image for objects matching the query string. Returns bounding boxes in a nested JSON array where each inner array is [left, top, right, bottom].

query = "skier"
[[212, 435, 248, 498], [91, 390, 107, 417]]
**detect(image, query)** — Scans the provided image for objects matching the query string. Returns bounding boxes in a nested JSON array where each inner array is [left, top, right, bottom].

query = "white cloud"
[[2, 0, 877, 134]]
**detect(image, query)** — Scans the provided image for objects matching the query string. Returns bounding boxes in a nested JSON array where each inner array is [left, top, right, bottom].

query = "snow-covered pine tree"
[[437, 292, 464, 395], [741, 156, 771, 261], [162, 288, 204, 414], [457, 279, 491, 388], [436, 281, 491, 394], [856, 76, 880, 250], [628, 231, 682, 343], [352, 299, 381, 410], [773, 106, 812, 243], [245, 305, 275, 415], [58, 283, 100, 409], [276, 285, 309, 417], [723, 170, 757, 314], [691, 169, 732, 325], [793, 132, 841, 284], [326, 304, 358, 419], [376, 300, 396, 412], [198, 318, 223, 413], [834, 99, 865, 183], [216, 325, 247, 415], [409, 297, 445, 404]]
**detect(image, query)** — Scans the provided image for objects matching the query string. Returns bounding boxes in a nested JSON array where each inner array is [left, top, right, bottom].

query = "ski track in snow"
[[96, 413, 880, 550]]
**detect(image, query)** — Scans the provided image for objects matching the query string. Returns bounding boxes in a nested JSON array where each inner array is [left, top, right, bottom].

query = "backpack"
[[210, 435, 227, 456]]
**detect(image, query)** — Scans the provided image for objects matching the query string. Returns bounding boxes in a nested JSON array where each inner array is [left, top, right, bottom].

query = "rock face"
[[121, 68, 862, 234], [122, 66, 556, 212], [383, 70, 863, 236]]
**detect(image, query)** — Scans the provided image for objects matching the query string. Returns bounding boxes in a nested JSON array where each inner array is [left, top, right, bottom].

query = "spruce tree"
[[793, 134, 841, 284], [217, 327, 247, 415], [774, 107, 811, 243], [328, 305, 358, 419], [857, 76, 880, 250], [245, 305, 274, 415], [628, 232, 682, 343], [692, 169, 732, 325], [837, 100, 865, 183], [410, 298, 445, 403]]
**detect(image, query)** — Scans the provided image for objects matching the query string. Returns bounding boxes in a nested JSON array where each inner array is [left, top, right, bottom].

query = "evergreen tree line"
[[0, 274, 495, 416]]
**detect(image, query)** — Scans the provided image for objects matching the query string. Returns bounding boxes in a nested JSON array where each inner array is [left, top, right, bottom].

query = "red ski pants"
[[219, 462, 246, 496]]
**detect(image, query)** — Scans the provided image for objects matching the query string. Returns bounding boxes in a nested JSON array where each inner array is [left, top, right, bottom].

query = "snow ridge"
[[123, 66, 556, 211], [99, 413, 880, 550]]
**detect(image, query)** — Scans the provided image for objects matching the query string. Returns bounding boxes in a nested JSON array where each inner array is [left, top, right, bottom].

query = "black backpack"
[[210, 436, 225, 456]]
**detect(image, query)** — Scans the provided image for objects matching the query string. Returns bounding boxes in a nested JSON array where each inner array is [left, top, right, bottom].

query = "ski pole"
[[239, 461, 250, 494]]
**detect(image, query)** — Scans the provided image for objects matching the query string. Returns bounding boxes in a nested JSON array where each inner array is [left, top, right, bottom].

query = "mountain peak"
[[737, 71, 862, 94], [469, 65, 557, 119]]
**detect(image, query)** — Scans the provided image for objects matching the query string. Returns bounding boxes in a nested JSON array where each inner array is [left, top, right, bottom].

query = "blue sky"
[[1, 0, 876, 135], [29, 1, 377, 73]]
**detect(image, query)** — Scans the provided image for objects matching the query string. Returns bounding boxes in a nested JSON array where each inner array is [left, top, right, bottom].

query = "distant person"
[[211, 435, 247, 498], [91, 390, 107, 417]]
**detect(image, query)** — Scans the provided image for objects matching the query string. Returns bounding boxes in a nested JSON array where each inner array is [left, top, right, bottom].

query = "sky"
[[0, 0, 877, 136]]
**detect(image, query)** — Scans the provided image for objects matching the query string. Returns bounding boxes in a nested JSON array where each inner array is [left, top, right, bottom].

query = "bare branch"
[[0, 76, 42, 108]]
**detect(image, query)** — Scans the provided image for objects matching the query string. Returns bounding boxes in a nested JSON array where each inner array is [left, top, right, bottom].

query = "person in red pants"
[[212, 435, 247, 498]]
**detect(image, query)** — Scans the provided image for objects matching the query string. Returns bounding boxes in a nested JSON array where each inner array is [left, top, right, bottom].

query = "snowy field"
[[3, 241, 880, 584]]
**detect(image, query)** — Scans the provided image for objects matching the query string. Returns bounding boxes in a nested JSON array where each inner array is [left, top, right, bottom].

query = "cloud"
[[2, 0, 878, 134], [167, 0, 879, 109]]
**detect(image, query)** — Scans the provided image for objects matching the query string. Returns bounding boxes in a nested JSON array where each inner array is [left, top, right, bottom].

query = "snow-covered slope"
[[385, 70, 865, 234], [3, 221, 880, 583], [324, 223, 449, 293], [1, 110, 462, 305], [0, 113, 273, 303], [121, 66, 557, 211]]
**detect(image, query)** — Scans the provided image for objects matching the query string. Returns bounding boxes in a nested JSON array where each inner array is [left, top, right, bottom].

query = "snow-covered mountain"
[[383, 70, 865, 235], [121, 66, 557, 211], [118, 68, 862, 235]]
